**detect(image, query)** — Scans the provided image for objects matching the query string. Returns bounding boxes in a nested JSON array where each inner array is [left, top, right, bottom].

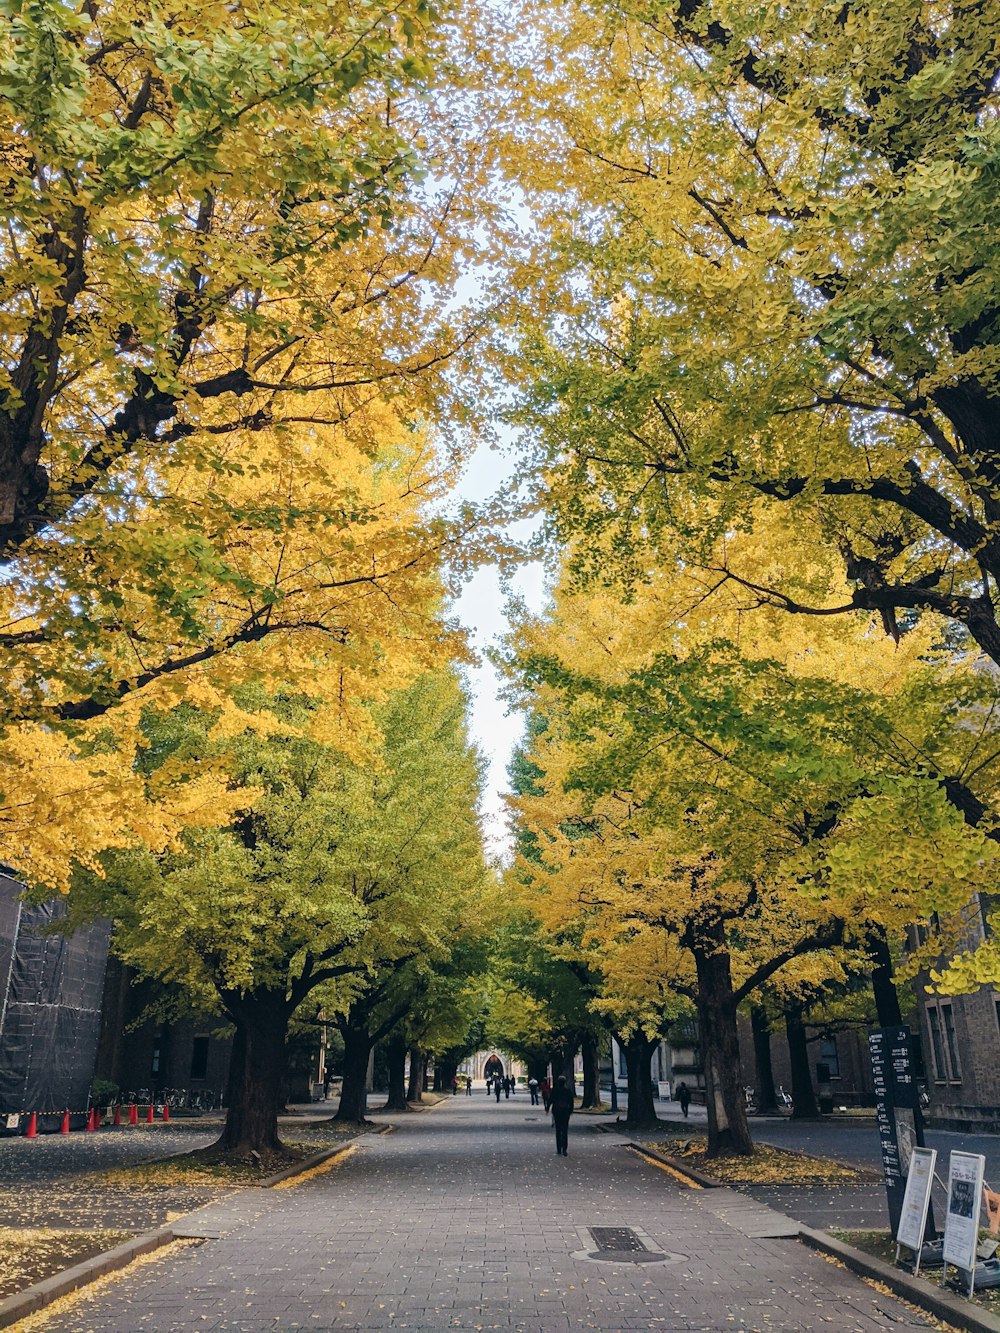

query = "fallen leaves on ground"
[[0, 1227, 132, 1298], [641, 1137, 863, 1184], [10, 1240, 197, 1329]]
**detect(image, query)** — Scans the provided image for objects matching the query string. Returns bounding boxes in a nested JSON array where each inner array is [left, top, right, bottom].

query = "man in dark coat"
[[550, 1075, 574, 1156], [676, 1081, 691, 1119]]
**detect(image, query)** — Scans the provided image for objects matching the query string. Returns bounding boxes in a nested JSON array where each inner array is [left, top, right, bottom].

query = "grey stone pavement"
[[33, 1095, 939, 1332]]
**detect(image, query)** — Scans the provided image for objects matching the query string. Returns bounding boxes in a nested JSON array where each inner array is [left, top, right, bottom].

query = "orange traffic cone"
[[128, 1103, 138, 1125], [162, 1103, 170, 1122], [113, 1104, 121, 1126], [146, 1102, 154, 1123], [86, 1108, 96, 1132], [25, 1112, 36, 1138], [60, 1110, 70, 1134]]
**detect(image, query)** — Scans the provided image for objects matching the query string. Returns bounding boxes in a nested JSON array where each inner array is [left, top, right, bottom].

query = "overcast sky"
[[449, 434, 548, 860]]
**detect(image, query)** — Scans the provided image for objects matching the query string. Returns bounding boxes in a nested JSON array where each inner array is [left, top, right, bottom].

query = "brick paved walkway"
[[34, 1096, 934, 1332]]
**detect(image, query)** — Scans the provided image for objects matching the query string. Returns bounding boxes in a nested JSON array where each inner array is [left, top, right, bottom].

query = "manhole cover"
[[591, 1227, 645, 1253], [571, 1225, 686, 1266]]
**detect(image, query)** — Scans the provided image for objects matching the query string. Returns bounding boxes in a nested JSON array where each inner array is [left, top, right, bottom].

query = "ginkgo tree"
[[0, 401, 482, 892], [0, 0, 494, 872], [503, 547, 1000, 1154], [485, 0, 1000, 662], [0, 0, 471, 561], [69, 669, 488, 1159]]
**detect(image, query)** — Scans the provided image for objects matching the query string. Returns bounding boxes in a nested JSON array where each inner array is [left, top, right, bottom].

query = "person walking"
[[528, 1077, 539, 1106], [550, 1075, 574, 1156], [676, 1081, 691, 1119], [495, 1077, 502, 1103], [451, 1076, 459, 1095], [466, 1075, 473, 1095], [540, 1077, 552, 1112], [504, 1076, 511, 1100]]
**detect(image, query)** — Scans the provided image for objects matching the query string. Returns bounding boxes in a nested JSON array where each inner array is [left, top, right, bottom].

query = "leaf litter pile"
[[0, 1229, 132, 1299], [642, 1135, 867, 1185]]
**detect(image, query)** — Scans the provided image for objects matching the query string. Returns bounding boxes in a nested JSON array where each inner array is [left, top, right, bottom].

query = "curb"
[[625, 1141, 722, 1189], [800, 1226, 1000, 1333], [0, 1225, 176, 1329], [626, 1139, 1000, 1330], [256, 1140, 358, 1188], [0, 1137, 365, 1328]]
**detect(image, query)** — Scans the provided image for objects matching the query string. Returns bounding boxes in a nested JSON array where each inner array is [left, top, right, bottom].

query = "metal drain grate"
[[572, 1224, 685, 1266], [590, 1227, 646, 1253]]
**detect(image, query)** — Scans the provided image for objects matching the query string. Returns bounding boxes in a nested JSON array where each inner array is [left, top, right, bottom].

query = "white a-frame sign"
[[895, 1147, 936, 1275]]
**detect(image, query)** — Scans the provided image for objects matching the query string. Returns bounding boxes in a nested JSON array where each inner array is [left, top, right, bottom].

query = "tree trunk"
[[785, 1007, 819, 1119], [383, 1033, 409, 1112], [406, 1046, 424, 1103], [751, 1004, 778, 1114], [335, 1016, 373, 1123], [620, 1032, 659, 1130], [580, 1032, 603, 1109], [867, 927, 903, 1026], [435, 1059, 458, 1093], [216, 991, 290, 1156], [527, 1057, 548, 1084], [553, 1041, 577, 1086], [693, 928, 754, 1157]]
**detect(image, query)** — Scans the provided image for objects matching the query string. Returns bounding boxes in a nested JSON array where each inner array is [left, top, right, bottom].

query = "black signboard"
[[869, 1025, 928, 1234], [870, 1027, 905, 1230]]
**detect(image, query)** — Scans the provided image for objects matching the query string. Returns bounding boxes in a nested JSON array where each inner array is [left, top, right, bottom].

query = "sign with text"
[[943, 1150, 985, 1294], [896, 1147, 936, 1270], [869, 1026, 915, 1231]]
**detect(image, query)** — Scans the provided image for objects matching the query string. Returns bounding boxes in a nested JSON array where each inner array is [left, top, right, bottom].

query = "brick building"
[[911, 897, 1000, 1132]]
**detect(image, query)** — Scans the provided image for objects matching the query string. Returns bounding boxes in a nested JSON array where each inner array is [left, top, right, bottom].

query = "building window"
[[819, 1036, 840, 1079], [190, 1035, 209, 1081], [926, 1006, 947, 1081], [941, 1003, 962, 1081], [926, 1002, 962, 1082]]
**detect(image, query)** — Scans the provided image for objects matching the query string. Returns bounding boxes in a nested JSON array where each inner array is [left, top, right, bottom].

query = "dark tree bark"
[[434, 1059, 458, 1093], [216, 990, 290, 1155], [692, 922, 754, 1157], [549, 1041, 577, 1087], [867, 927, 903, 1026], [383, 1033, 409, 1112], [406, 1047, 424, 1103], [580, 1032, 603, 1109], [527, 1057, 548, 1084], [619, 1031, 659, 1130], [335, 1012, 373, 1123], [785, 1007, 819, 1119], [751, 1004, 778, 1114]]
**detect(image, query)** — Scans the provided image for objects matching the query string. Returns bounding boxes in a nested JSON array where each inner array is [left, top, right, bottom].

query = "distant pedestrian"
[[466, 1075, 472, 1096], [452, 1076, 459, 1095], [540, 1077, 552, 1112], [495, 1078, 502, 1103], [528, 1077, 539, 1106], [485, 1076, 491, 1095], [550, 1075, 574, 1156], [504, 1076, 511, 1100], [676, 1081, 691, 1119]]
